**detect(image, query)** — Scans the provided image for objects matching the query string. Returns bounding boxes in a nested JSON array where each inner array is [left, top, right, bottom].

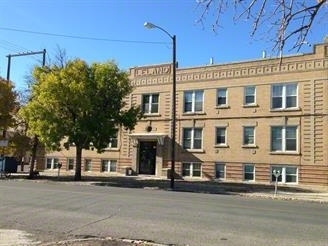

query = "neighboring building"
[[41, 42, 328, 187]]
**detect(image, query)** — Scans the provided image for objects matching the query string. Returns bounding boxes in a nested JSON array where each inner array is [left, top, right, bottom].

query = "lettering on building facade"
[[135, 65, 171, 77]]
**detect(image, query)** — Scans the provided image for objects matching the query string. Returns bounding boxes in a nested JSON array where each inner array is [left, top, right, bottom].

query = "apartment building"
[[42, 42, 328, 187]]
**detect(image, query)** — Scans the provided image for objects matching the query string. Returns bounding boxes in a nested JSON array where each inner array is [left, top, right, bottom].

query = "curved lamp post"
[[144, 22, 176, 189]]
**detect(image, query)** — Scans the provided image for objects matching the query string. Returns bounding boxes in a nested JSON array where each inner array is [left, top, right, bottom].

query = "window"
[[271, 126, 297, 152], [244, 86, 256, 105], [183, 128, 203, 150], [46, 158, 59, 169], [182, 162, 201, 177], [215, 163, 225, 179], [142, 94, 159, 114], [215, 127, 226, 145], [108, 130, 118, 148], [184, 90, 203, 113], [271, 166, 298, 184], [85, 159, 92, 171], [271, 83, 297, 109], [217, 88, 227, 106], [243, 126, 255, 145], [101, 160, 117, 172], [244, 164, 255, 181], [67, 158, 74, 170]]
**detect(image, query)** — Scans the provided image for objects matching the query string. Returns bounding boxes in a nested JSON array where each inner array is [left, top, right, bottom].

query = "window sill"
[[143, 113, 161, 117], [183, 149, 205, 153], [242, 104, 258, 108], [269, 151, 300, 155], [242, 144, 257, 148], [182, 112, 206, 116], [104, 148, 120, 152], [270, 107, 301, 112], [214, 144, 229, 148], [215, 105, 230, 109]]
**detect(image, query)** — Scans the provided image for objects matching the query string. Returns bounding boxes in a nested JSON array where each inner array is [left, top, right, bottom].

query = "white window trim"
[[215, 127, 227, 147], [45, 158, 59, 169], [183, 127, 203, 151], [243, 164, 255, 182], [271, 126, 298, 153], [101, 159, 117, 173], [242, 126, 256, 147], [271, 83, 298, 110], [271, 166, 298, 184], [217, 88, 228, 107], [142, 93, 159, 114], [243, 86, 256, 106], [182, 162, 202, 178], [215, 163, 226, 180], [183, 90, 204, 113]]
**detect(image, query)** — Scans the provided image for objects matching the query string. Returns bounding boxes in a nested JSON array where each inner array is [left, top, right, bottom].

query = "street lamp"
[[144, 22, 176, 189]]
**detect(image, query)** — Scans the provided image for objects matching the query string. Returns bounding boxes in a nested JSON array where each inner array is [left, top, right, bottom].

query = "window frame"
[[182, 127, 203, 150], [182, 162, 202, 178], [67, 158, 74, 171], [183, 90, 204, 113], [216, 88, 228, 107], [215, 127, 227, 146], [244, 86, 256, 106], [45, 158, 59, 169], [271, 126, 298, 152], [101, 159, 117, 172], [142, 93, 159, 114], [243, 126, 255, 146], [215, 163, 226, 180], [243, 164, 255, 181], [108, 129, 119, 149], [271, 83, 298, 110], [84, 159, 92, 172], [271, 166, 298, 184]]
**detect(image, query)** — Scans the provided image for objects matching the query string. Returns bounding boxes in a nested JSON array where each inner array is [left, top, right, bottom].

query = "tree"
[[19, 59, 142, 181], [197, 0, 328, 52], [0, 78, 18, 131]]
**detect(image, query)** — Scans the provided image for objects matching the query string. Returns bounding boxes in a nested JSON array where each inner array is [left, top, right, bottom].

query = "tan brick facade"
[[43, 43, 328, 187]]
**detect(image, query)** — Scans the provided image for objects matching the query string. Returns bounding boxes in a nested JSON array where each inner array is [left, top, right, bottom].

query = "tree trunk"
[[74, 146, 82, 181], [28, 135, 39, 179]]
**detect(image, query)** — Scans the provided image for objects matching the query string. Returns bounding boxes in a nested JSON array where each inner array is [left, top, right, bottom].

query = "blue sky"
[[0, 0, 327, 91]]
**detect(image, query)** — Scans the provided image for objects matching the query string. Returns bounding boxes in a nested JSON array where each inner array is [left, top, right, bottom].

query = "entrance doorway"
[[139, 141, 157, 175]]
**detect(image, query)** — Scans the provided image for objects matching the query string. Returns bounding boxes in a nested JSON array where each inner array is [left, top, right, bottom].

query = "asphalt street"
[[0, 179, 327, 246]]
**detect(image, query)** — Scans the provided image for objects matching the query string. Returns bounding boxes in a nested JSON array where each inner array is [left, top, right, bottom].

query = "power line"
[[0, 27, 167, 45]]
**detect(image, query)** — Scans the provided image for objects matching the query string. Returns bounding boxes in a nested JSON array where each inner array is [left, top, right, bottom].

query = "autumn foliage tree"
[[19, 59, 142, 180]]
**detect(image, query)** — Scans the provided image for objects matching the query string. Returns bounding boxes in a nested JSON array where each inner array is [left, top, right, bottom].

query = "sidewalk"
[[14, 170, 328, 204]]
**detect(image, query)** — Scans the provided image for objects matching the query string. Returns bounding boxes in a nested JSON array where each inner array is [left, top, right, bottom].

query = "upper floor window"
[[142, 94, 159, 114], [215, 127, 226, 145], [217, 88, 227, 107], [184, 90, 203, 113], [243, 126, 255, 146], [271, 83, 297, 109], [183, 128, 203, 150], [244, 86, 256, 105], [108, 129, 118, 148], [271, 126, 297, 152]]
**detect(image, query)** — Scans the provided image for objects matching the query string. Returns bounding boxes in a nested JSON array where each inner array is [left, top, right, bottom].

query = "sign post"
[[273, 169, 281, 197]]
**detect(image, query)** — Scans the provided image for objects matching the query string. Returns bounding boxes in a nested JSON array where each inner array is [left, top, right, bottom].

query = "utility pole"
[[5, 49, 46, 178], [6, 49, 46, 81]]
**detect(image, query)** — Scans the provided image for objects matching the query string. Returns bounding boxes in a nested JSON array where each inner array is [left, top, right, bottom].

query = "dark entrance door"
[[139, 141, 157, 175]]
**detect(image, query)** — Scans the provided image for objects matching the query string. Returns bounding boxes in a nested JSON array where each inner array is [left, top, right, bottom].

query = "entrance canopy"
[[129, 133, 167, 145]]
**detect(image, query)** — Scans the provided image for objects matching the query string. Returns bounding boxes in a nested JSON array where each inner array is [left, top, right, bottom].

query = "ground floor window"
[[243, 164, 255, 181], [85, 159, 92, 171], [46, 158, 59, 169], [271, 166, 298, 184], [67, 158, 74, 170], [101, 159, 117, 172], [215, 163, 225, 179], [182, 162, 201, 177]]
